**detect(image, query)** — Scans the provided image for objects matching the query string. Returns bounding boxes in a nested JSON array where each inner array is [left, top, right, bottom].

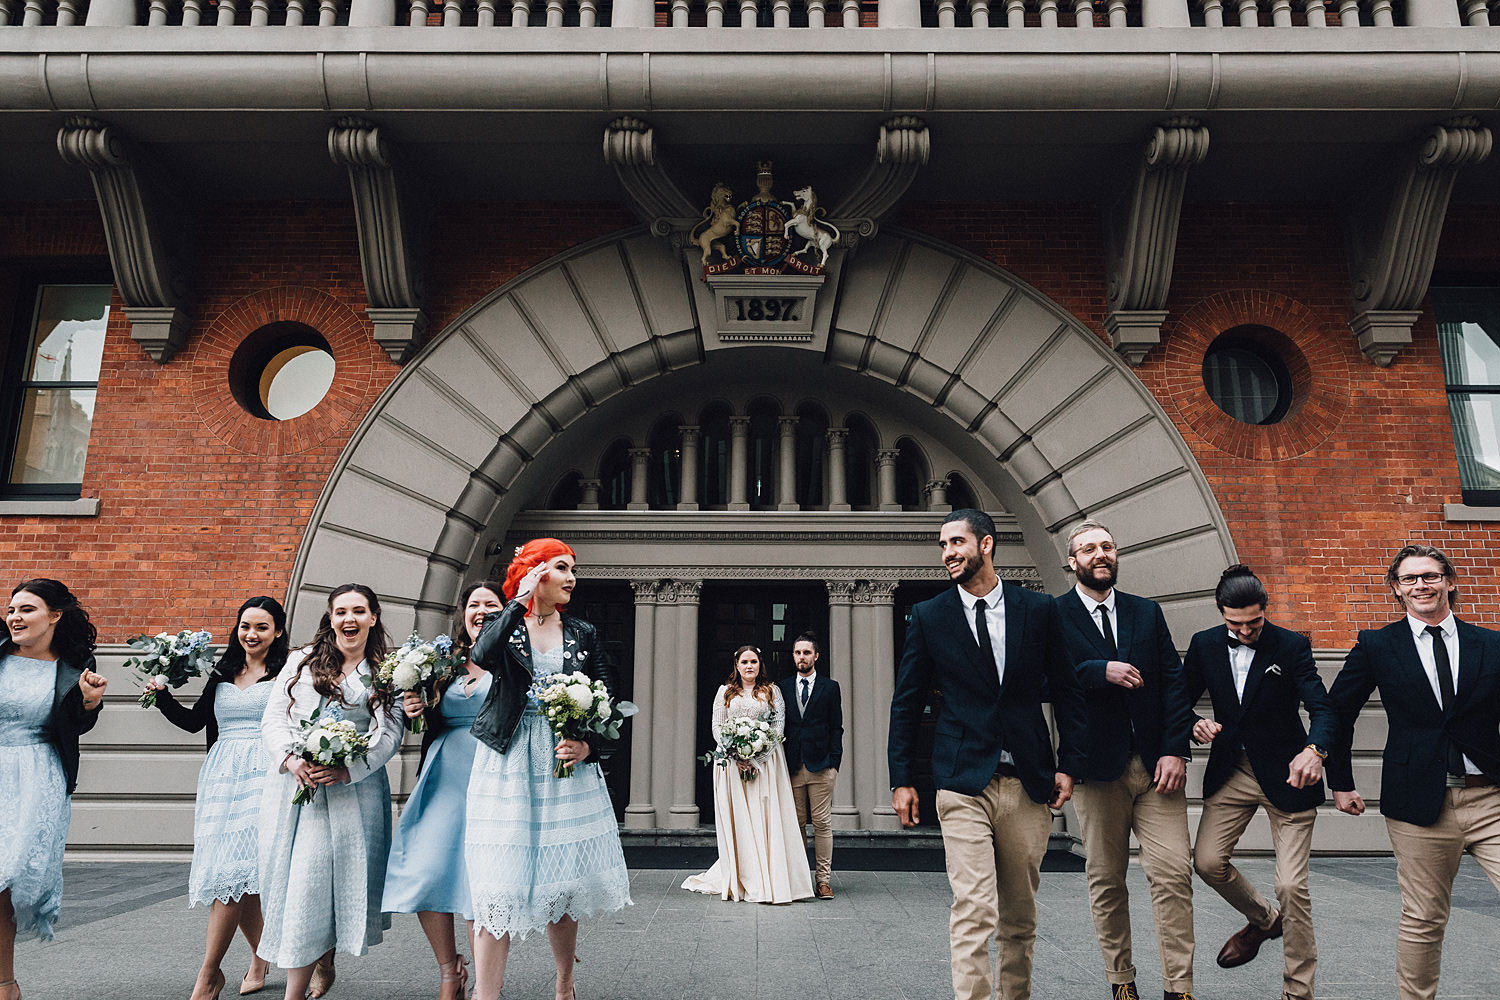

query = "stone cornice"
[[582, 564, 1043, 583]]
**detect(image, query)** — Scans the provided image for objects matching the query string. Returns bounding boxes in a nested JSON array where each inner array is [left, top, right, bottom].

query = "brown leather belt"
[[994, 762, 1019, 779], [1447, 773, 1496, 789]]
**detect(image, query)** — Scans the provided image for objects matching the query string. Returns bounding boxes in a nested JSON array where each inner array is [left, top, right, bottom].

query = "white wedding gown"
[[682, 685, 814, 903]]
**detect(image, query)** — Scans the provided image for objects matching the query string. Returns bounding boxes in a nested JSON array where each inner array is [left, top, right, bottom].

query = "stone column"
[[578, 479, 601, 511], [1140, 0, 1190, 22], [876, 448, 901, 511], [866, 581, 901, 830], [610, 0, 654, 22], [728, 416, 751, 511], [877, 0, 920, 24], [669, 580, 702, 828], [924, 478, 951, 512], [849, 582, 883, 827], [677, 426, 700, 511], [777, 416, 799, 511], [826, 428, 850, 512], [650, 585, 678, 830], [624, 580, 660, 829], [826, 580, 860, 829], [1405, 0, 1458, 23], [627, 447, 652, 511]]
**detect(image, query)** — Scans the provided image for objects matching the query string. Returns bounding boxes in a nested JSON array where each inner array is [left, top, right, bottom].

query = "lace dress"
[[256, 654, 402, 969], [0, 654, 70, 940], [682, 685, 814, 903], [465, 645, 631, 940], [382, 670, 491, 919], [189, 680, 273, 907]]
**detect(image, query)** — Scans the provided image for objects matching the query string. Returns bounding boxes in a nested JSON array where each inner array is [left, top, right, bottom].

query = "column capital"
[[729, 415, 752, 430], [777, 415, 800, 429], [825, 427, 849, 445], [826, 580, 857, 604], [627, 446, 653, 460], [678, 424, 701, 441], [671, 579, 703, 604], [864, 580, 899, 604], [876, 448, 900, 466], [629, 578, 661, 604]]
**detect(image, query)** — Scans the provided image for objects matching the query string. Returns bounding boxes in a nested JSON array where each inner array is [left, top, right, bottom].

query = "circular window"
[[1202, 330, 1294, 425], [229, 322, 336, 421]]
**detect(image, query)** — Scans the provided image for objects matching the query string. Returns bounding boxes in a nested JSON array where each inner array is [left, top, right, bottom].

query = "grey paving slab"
[[12, 859, 1500, 1000]]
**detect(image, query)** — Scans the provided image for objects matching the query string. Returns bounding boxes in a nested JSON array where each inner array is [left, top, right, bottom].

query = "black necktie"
[[975, 599, 996, 670], [1097, 605, 1118, 658], [1426, 625, 1466, 777], [800, 678, 809, 711]]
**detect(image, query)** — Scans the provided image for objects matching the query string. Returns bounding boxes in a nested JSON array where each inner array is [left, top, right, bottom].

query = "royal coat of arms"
[[691, 162, 840, 278]]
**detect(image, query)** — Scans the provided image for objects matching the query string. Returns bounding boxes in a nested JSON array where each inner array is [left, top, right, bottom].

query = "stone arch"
[[286, 227, 1236, 640]]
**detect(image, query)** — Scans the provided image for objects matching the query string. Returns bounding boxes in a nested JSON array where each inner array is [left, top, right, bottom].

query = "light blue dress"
[[382, 671, 491, 919], [464, 646, 631, 941], [0, 654, 70, 941], [189, 681, 273, 907]]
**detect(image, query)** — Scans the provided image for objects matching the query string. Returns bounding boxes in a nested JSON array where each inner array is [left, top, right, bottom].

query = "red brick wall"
[[897, 201, 1500, 645], [0, 201, 632, 641]]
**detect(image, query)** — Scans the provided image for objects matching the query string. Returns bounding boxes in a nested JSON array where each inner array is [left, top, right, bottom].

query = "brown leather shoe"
[[1216, 910, 1283, 968], [815, 881, 833, 900], [1110, 984, 1139, 1000]]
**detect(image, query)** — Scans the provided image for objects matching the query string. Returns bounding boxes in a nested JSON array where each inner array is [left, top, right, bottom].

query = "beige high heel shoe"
[[309, 955, 335, 998], [0, 977, 19, 1000], [437, 955, 468, 1000]]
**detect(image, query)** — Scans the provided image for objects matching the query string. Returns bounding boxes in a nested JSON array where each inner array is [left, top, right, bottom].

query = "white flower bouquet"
[[699, 714, 783, 782], [374, 630, 466, 734], [527, 670, 639, 778], [287, 709, 372, 806], [123, 629, 216, 708]]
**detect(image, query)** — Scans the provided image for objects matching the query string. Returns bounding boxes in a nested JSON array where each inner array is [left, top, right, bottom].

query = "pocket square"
[[1265, 664, 1282, 676]]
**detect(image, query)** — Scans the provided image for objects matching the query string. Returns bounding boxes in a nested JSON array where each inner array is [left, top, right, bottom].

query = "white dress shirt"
[[957, 580, 1011, 764], [1073, 584, 1117, 648], [794, 672, 817, 714], [1407, 613, 1480, 775], [1227, 633, 1254, 702]]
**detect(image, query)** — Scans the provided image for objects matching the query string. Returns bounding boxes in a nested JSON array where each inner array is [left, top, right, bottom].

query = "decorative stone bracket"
[[603, 115, 929, 253], [57, 117, 195, 363], [328, 118, 429, 363], [1343, 116, 1492, 367], [1102, 117, 1210, 366]]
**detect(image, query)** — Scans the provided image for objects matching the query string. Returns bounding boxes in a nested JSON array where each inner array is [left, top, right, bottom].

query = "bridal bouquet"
[[699, 715, 783, 782], [287, 709, 371, 806], [123, 629, 216, 708], [528, 670, 639, 778], [373, 631, 467, 734]]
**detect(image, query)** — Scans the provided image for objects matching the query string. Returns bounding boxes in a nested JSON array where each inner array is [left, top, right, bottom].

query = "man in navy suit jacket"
[[1327, 544, 1500, 1000], [777, 631, 842, 899], [1184, 565, 1333, 1000], [889, 509, 1086, 1000], [1053, 519, 1196, 1000]]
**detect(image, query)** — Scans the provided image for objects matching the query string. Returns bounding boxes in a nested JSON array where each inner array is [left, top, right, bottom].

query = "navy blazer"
[[1054, 588, 1193, 782], [889, 581, 1087, 805], [1327, 616, 1500, 828], [778, 673, 843, 774], [1183, 621, 1334, 814]]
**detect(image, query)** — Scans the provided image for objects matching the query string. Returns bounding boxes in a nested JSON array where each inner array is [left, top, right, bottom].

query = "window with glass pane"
[[8, 285, 110, 492], [1433, 287, 1500, 505]]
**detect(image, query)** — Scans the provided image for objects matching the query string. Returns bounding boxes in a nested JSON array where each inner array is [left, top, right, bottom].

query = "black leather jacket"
[[45, 654, 103, 795], [469, 599, 618, 760]]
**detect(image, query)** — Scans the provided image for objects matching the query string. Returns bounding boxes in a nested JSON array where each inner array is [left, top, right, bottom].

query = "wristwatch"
[[1306, 744, 1328, 759]]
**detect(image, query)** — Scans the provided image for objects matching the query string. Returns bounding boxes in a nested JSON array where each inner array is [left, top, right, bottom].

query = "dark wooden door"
[[694, 583, 829, 826], [568, 581, 634, 820]]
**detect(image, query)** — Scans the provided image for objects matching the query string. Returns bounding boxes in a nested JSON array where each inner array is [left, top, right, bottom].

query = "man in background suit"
[[1054, 519, 1196, 1000], [779, 630, 842, 900], [889, 508, 1087, 1000], [1185, 564, 1333, 1000], [1327, 544, 1500, 1000]]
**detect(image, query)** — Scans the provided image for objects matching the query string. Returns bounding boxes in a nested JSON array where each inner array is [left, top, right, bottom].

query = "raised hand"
[[78, 668, 108, 709], [515, 561, 550, 604]]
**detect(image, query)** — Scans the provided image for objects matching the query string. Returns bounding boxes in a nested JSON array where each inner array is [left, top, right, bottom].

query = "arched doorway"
[[286, 226, 1236, 831]]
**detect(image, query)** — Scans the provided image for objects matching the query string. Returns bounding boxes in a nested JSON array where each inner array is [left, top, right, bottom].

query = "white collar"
[[1407, 613, 1456, 642], [958, 579, 1003, 611], [1074, 583, 1116, 615]]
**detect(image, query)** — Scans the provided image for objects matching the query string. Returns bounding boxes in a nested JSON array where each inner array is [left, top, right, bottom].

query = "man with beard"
[[1327, 544, 1500, 1000], [1054, 519, 1197, 1000], [889, 508, 1087, 1000]]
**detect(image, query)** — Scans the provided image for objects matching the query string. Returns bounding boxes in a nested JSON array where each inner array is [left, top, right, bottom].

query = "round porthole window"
[[229, 322, 336, 421], [1202, 328, 1295, 425]]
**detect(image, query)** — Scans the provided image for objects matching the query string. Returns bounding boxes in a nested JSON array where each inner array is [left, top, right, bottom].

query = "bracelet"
[[1306, 744, 1328, 760]]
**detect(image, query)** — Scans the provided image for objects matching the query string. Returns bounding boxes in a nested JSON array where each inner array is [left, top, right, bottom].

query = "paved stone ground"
[[15, 857, 1500, 999]]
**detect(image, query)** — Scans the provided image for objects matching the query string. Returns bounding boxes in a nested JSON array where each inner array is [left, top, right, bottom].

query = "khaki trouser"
[[1073, 754, 1196, 993], [936, 776, 1053, 1000], [1383, 784, 1500, 1000], [789, 764, 837, 882], [1193, 754, 1317, 1000]]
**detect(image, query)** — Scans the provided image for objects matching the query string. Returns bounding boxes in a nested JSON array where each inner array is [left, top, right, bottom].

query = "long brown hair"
[[722, 644, 775, 707], [287, 583, 392, 715]]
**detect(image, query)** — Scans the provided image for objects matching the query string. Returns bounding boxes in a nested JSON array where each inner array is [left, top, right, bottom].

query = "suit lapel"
[[1060, 589, 1113, 659], [1112, 595, 1132, 661], [1001, 582, 1025, 697], [1394, 624, 1443, 717], [939, 589, 997, 694], [1238, 636, 1275, 711], [1456, 620, 1483, 716]]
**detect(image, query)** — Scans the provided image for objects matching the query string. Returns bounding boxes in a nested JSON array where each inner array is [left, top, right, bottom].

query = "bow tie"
[[1226, 635, 1258, 650]]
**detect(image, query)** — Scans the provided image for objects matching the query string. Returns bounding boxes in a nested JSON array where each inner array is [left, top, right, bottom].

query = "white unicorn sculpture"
[[784, 185, 839, 268]]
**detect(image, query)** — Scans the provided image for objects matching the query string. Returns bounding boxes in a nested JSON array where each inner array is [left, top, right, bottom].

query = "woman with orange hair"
[[463, 539, 630, 1000]]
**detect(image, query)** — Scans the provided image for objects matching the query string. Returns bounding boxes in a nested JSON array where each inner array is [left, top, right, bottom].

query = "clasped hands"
[[1192, 717, 1325, 789], [286, 756, 350, 792]]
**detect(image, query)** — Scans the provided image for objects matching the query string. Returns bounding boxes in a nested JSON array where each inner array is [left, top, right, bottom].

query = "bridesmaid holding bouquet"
[[382, 579, 505, 999], [148, 596, 289, 999]]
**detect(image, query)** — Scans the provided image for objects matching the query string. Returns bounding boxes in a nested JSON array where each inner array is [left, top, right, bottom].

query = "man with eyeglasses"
[[1327, 543, 1500, 1000]]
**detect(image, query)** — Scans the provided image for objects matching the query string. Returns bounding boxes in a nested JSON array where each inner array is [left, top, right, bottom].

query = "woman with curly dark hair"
[[256, 584, 400, 1000], [0, 578, 107, 1000], [147, 596, 290, 999]]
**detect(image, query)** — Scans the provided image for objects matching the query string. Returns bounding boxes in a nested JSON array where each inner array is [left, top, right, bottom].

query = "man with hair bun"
[[777, 630, 842, 900], [1327, 543, 1500, 1000], [1184, 564, 1333, 1000]]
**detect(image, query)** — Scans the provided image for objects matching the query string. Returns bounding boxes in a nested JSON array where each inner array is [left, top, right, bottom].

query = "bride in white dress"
[[682, 645, 814, 903]]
